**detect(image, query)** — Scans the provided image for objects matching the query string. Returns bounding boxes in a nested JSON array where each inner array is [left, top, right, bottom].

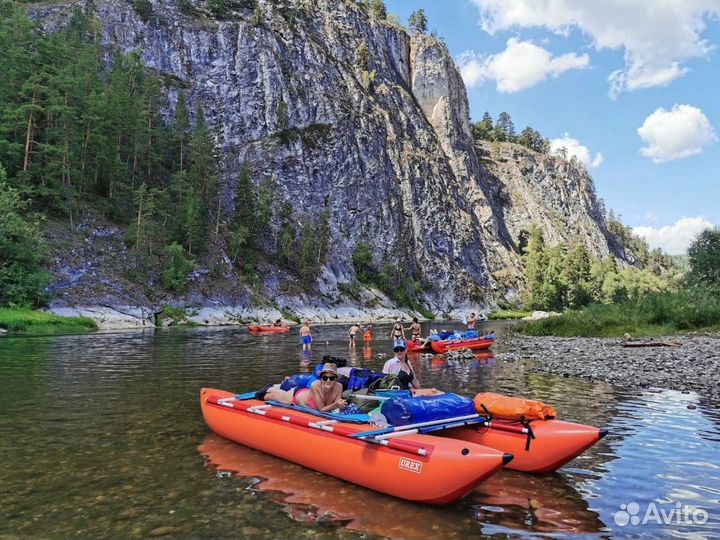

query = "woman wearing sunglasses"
[[289, 362, 346, 412]]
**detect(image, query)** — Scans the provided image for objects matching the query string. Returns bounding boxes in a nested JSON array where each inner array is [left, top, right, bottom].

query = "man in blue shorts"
[[299, 320, 312, 351]]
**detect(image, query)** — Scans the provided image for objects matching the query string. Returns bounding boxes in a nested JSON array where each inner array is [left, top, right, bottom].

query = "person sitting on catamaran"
[[259, 363, 347, 412]]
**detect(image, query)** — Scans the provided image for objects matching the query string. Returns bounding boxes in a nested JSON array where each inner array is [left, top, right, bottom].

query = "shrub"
[[161, 242, 195, 292]]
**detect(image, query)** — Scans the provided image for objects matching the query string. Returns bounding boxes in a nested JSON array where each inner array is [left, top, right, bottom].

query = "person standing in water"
[[299, 320, 312, 351], [407, 317, 422, 342], [390, 318, 405, 341], [363, 323, 373, 345], [467, 312, 477, 330], [348, 322, 361, 348]]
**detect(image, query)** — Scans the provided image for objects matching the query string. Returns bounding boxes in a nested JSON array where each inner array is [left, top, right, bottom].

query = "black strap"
[[520, 418, 536, 451]]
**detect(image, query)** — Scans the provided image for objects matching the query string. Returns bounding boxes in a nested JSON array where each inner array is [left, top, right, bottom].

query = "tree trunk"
[[22, 90, 37, 173]]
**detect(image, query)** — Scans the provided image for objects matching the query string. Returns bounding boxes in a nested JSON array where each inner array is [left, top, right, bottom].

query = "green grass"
[[280, 308, 301, 324], [520, 286, 720, 337], [156, 306, 200, 327], [489, 310, 532, 320], [0, 308, 98, 335]]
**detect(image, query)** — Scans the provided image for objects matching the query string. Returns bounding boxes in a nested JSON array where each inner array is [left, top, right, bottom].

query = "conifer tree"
[[0, 164, 50, 307], [172, 92, 190, 171], [472, 112, 493, 140], [494, 112, 515, 142], [408, 9, 428, 34], [522, 225, 547, 309]]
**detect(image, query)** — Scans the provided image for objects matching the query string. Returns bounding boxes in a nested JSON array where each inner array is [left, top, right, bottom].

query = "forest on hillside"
[[0, 2, 335, 308]]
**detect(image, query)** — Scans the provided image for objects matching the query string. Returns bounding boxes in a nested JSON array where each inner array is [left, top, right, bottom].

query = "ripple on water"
[[1, 324, 719, 540]]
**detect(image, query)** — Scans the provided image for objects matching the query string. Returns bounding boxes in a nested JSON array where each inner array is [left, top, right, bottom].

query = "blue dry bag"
[[279, 374, 312, 391], [380, 393, 476, 426]]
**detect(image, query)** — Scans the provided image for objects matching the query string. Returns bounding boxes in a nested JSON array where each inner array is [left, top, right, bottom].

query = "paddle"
[[349, 413, 481, 439]]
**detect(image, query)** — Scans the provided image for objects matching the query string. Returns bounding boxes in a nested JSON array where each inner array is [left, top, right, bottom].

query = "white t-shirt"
[[382, 357, 401, 375]]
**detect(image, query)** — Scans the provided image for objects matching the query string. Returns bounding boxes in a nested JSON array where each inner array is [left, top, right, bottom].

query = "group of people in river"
[[258, 337, 431, 413], [255, 313, 490, 413], [276, 313, 486, 353]]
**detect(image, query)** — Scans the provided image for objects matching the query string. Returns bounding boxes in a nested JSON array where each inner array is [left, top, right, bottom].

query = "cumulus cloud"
[[457, 38, 589, 92], [549, 134, 604, 168], [634, 216, 715, 255], [637, 104, 717, 163], [469, 0, 720, 97]]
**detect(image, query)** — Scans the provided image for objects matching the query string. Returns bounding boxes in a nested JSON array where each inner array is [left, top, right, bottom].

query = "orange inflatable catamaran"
[[201, 386, 607, 503], [430, 337, 495, 354], [200, 388, 511, 505], [247, 325, 290, 334]]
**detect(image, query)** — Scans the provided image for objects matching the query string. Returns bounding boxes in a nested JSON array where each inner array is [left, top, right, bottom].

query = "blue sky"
[[385, 0, 720, 254]]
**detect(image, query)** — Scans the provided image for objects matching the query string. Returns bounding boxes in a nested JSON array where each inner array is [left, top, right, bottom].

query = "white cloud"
[[469, 0, 720, 97], [637, 104, 717, 163], [645, 211, 658, 222], [634, 216, 715, 255], [457, 38, 589, 92], [549, 134, 604, 168]]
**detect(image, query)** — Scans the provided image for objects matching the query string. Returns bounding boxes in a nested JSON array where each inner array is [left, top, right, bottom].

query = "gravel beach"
[[499, 333, 720, 406]]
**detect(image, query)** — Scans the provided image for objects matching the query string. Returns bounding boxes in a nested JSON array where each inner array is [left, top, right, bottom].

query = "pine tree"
[[370, 0, 387, 19], [0, 164, 51, 307], [316, 208, 330, 264], [172, 92, 190, 171], [522, 225, 547, 309], [355, 41, 370, 71], [472, 112, 493, 141], [494, 112, 515, 142], [408, 9, 428, 34], [277, 202, 297, 270]]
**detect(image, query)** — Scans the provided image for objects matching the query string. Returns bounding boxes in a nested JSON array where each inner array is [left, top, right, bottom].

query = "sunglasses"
[[321, 375, 337, 381]]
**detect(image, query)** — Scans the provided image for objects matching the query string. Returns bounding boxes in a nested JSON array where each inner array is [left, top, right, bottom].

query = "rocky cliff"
[[30, 0, 626, 327]]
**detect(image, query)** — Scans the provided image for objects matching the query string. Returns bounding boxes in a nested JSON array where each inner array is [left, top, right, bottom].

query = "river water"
[[1, 322, 718, 540]]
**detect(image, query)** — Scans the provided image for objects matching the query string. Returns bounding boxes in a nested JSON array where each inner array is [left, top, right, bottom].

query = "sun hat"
[[392, 338, 407, 352], [319, 362, 338, 377]]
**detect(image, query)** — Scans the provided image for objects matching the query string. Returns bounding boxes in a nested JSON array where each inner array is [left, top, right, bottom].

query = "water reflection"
[[472, 471, 608, 536], [200, 433, 609, 539]]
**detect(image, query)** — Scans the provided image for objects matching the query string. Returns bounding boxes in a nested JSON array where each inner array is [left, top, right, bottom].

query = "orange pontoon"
[[430, 337, 495, 354], [406, 338, 432, 352], [247, 325, 290, 334], [440, 419, 606, 473], [200, 388, 512, 505]]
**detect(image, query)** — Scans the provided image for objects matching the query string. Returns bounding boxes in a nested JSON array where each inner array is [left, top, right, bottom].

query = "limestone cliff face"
[[31, 0, 626, 324], [476, 141, 619, 259]]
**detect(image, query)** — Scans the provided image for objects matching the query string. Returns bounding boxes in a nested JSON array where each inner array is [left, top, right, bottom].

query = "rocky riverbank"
[[45, 304, 440, 330], [499, 334, 720, 405]]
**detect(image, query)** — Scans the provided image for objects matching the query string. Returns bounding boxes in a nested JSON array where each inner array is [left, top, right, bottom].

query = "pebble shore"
[[499, 333, 720, 406]]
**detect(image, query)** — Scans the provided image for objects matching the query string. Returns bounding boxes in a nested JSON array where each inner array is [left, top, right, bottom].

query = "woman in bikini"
[[407, 317, 422, 342], [261, 363, 346, 412], [390, 318, 406, 341], [348, 323, 361, 348]]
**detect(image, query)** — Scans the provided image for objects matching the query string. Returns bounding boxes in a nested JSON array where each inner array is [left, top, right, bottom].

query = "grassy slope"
[[519, 288, 720, 337], [0, 308, 98, 335]]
